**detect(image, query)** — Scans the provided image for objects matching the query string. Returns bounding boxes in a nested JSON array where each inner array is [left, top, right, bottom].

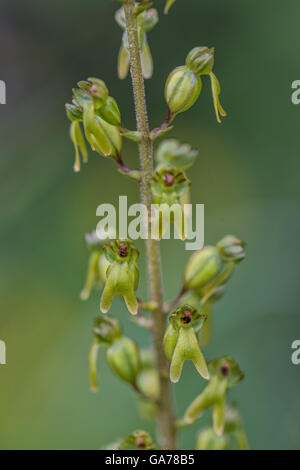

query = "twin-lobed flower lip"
[[164, 305, 209, 383], [100, 240, 139, 316]]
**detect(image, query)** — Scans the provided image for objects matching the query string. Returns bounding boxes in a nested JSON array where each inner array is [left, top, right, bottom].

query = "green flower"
[[165, 66, 202, 118], [116, 7, 158, 80], [184, 357, 244, 435], [164, 305, 209, 383], [151, 168, 190, 240], [165, 46, 226, 123], [100, 240, 139, 315]]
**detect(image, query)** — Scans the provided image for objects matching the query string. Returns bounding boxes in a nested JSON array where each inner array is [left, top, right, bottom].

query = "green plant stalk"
[[123, 0, 177, 450]]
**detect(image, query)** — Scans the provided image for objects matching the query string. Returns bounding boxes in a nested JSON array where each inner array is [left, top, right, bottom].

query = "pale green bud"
[[83, 103, 122, 159], [184, 246, 224, 291], [93, 316, 122, 345], [86, 77, 109, 109], [155, 139, 198, 171], [65, 103, 83, 122], [96, 96, 121, 127], [136, 368, 160, 401], [106, 337, 141, 384], [196, 428, 228, 450], [139, 9, 159, 32], [217, 234, 246, 263], [165, 66, 202, 118], [186, 47, 215, 75]]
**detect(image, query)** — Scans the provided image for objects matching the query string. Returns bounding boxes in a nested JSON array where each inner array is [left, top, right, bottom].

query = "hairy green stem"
[[123, 0, 177, 450]]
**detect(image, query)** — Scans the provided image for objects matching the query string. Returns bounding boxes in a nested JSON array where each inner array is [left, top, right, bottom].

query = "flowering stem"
[[123, 0, 177, 450]]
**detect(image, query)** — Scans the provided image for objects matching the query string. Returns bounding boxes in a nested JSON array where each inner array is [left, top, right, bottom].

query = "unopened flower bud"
[[100, 240, 139, 315], [93, 316, 122, 345], [155, 139, 198, 171], [140, 9, 159, 32], [164, 305, 209, 383], [65, 103, 83, 122], [165, 66, 202, 118], [186, 47, 214, 75], [196, 428, 228, 450], [85, 77, 108, 109], [216, 235, 246, 263], [83, 103, 122, 159], [96, 96, 121, 127], [184, 246, 224, 291], [136, 368, 160, 401], [106, 336, 141, 384]]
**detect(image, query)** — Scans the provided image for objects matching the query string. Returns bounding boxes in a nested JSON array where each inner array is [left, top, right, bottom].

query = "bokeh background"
[[0, 0, 300, 450]]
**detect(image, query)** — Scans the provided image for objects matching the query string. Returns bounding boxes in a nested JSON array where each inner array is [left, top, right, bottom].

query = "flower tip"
[[214, 426, 224, 437], [170, 375, 179, 384], [80, 290, 89, 301], [129, 308, 138, 316], [203, 371, 210, 380], [90, 385, 99, 393]]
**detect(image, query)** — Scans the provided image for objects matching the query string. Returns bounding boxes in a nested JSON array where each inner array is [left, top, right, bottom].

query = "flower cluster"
[[66, 0, 248, 451], [65, 78, 122, 171], [116, 6, 158, 80]]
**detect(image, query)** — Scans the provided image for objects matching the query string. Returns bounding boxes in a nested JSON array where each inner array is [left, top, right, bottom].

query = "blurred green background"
[[0, 0, 300, 450]]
